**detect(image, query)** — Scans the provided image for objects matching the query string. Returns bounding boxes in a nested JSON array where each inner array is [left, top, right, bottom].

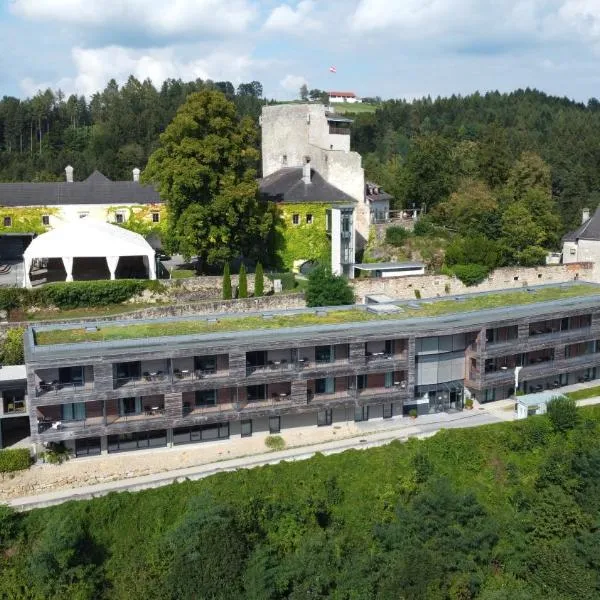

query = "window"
[[317, 409, 333, 426], [152, 212, 160, 223], [269, 416, 281, 434], [306, 213, 313, 225], [357, 374, 368, 390], [354, 406, 369, 422], [78, 212, 89, 219], [195, 389, 216, 407], [315, 377, 335, 394], [3, 217, 11, 227], [315, 345, 332, 363], [292, 214, 300, 225], [281, 154, 288, 166], [115, 213, 124, 224], [42, 215, 50, 226], [383, 404, 393, 419], [570, 248, 576, 255], [119, 397, 141, 416], [61, 402, 86, 421], [385, 372, 394, 388], [241, 419, 253, 437], [173, 423, 229, 445]]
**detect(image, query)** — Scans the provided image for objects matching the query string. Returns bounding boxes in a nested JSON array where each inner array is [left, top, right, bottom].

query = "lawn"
[[21, 303, 163, 322], [333, 103, 379, 114], [33, 284, 600, 346], [566, 385, 600, 401], [170, 269, 196, 279]]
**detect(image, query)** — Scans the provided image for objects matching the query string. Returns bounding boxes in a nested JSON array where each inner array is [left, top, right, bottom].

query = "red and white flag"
[[329, 66, 337, 73]]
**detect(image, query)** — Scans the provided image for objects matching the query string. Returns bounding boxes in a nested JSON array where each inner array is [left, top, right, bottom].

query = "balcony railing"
[[37, 410, 167, 434], [246, 361, 294, 375], [36, 381, 94, 397], [365, 351, 407, 363]]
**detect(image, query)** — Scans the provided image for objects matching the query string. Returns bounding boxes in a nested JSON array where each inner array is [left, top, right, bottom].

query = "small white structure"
[[328, 91, 361, 104], [22, 219, 156, 288], [562, 207, 600, 265], [354, 262, 425, 278], [515, 391, 565, 419]]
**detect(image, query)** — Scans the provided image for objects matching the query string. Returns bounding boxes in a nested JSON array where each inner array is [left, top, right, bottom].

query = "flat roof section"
[[354, 262, 424, 271], [28, 283, 600, 349], [0, 365, 26, 383]]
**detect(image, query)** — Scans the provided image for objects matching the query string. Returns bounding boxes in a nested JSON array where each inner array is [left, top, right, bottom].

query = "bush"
[[465, 398, 474, 409], [385, 226, 411, 247], [265, 435, 286, 450], [445, 235, 499, 269], [413, 216, 436, 236], [254, 262, 264, 296], [238, 264, 248, 299], [37, 280, 148, 309], [409, 409, 418, 418], [268, 272, 296, 291], [0, 288, 26, 312], [222, 264, 232, 300], [305, 265, 354, 307], [1, 327, 24, 365], [0, 448, 31, 473], [451, 264, 489, 286], [547, 396, 579, 433], [414, 289, 421, 299], [39, 442, 72, 465]]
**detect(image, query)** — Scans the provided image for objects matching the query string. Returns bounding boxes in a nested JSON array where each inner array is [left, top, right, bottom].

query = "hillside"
[[1, 404, 599, 599]]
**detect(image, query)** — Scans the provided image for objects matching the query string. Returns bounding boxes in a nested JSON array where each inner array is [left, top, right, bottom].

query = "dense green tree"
[[547, 396, 580, 433], [238, 264, 248, 298], [305, 266, 354, 307], [478, 123, 512, 188], [0, 328, 24, 365], [299, 84, 309, 101], [143, 90, 273, 267], [254, 262, 264, 296], [222, 263, 232, 300]]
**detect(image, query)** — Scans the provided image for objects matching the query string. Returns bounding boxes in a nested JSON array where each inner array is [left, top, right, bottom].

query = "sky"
[[1, 0, 600, 102]]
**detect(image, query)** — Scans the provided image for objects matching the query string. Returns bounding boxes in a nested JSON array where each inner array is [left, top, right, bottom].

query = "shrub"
[[385, 226, 410, 247], [305, 265, 354, 307], [254, 262, 264, 296], [238, 264, 248, 299], [409, 409, 418, 418], [444, 283, 451, 294], [0, 448, 31, 473], [0, 288, 25, 312], [222, 264, 232, 300], [265, 435, 286, 450], [413, 216, 436, 236], [39, 442, 72, 465], [268, 272, 296, 291], [414, 289, 421, 299], [1, 327, 24, 365], [451, 264, 489, 286], [547, 396, 579, 433], [38, 280, 148, 309], [465, 398, 474, 409]]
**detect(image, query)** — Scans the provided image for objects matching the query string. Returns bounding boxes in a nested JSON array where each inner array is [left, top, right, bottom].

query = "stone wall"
[[160, 274, 273, 301], [352, 263, 595, 302]]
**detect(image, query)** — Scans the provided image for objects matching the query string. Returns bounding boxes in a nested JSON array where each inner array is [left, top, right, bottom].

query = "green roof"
[[33, 284, 600, 346]]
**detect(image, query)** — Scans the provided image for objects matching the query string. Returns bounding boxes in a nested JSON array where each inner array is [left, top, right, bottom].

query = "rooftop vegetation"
[[33, 284, 600, 346]]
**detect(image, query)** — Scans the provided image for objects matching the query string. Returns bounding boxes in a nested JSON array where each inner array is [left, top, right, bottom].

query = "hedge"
[[0, 280, 160, 311], [268, 272, 296, 291], [0, 448, 31, 473]]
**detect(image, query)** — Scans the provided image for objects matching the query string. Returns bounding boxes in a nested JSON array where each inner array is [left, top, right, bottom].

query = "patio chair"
[[143, 372, 151, 381]]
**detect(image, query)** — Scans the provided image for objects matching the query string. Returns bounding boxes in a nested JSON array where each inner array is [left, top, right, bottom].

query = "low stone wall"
[[352, 263, 595, 302], [4, 293, 306, 330], [162, 274, 273, 301]]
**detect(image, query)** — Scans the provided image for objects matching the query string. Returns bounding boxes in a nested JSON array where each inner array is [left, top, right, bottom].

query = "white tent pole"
[[23, 257, 32, 289], [62, 256, 74, 282], [106, 256, 119, 280], [148, 252, 156, 280]]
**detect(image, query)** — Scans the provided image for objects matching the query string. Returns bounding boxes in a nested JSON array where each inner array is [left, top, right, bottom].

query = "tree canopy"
[[143, 90, 273, 267]]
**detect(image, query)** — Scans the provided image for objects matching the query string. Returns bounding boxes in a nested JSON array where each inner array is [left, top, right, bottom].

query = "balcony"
[[173, 354, 228, 382], [35, 365, 94, 398], [3, 396, 26, 415]]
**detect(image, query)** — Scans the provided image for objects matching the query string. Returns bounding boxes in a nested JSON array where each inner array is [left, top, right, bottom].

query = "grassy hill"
[[1, 401, 600, 598], [332, 102, 379, 114]]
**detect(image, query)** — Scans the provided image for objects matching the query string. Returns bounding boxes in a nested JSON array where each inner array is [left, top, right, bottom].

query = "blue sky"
[[2, 0, 600, 102]]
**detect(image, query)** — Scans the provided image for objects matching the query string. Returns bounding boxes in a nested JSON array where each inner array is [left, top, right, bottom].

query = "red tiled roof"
[[328, 91, 356, 97]]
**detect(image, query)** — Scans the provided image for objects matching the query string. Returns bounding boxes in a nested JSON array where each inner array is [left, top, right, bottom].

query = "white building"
[[562, 207, 600, 267], [328, 91, 361, 104]]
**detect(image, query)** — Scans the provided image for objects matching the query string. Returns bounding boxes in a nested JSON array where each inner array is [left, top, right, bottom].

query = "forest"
[[0, 401, 599, 599]]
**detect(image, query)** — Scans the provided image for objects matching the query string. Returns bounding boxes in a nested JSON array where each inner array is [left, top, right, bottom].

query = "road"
[[7, 409, 504, 512]]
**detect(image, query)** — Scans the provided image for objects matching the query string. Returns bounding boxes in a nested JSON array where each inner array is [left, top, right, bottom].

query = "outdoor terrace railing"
[[246, 361, 294, 376], [36, 381, 94, 397]]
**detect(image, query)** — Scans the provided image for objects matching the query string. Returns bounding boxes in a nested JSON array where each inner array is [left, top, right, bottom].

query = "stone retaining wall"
[[162, 274, 273, 301], [352, 263, 595, 302]]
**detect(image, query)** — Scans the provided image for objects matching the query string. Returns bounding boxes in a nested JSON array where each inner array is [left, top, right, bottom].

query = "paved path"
[[7, 410, 502, 511]]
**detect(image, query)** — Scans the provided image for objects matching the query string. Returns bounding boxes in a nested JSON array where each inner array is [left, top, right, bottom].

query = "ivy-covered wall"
[[105, 204, 168, 238], [275, 202, 332, 271], [0, 206, 59, 234]]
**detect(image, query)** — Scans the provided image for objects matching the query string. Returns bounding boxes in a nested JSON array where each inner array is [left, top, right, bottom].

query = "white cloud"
[[20, 45, 268, 97], [11, 0, 256, 35], [280, 74, 307, 92], [263, 1, 321, 33]]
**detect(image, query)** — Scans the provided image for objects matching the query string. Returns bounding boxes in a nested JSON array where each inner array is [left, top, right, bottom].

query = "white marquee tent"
[[22, 219, 156, 288]]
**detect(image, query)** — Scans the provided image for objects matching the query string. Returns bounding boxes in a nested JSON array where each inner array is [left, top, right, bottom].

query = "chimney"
[[65, 165, 74, 183], [582, 207, 590, 224], [302, 158, 311, 184], [132, 167, 140, 183]]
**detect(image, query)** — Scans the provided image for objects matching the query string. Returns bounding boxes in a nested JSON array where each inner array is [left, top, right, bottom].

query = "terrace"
[[31, 284, 600, 347]]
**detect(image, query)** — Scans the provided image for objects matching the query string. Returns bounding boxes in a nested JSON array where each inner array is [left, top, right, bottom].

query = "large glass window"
[[119, 397, 141, 416], [317, 409, 333, 426], [315, 378, 335, 394], [75, 437, 101, 457], [315, 345, 333, 363], [354, 406, 369, 422], [195, 355, 217, 373], [108, 429, 167, 452], [383, 404, 393, 419], [269, 416, 281, 434], [173, 423, 229, 445], [241, 420, 252, 437], [195, 389, 216, 407], [247, 385, 266, 402], [61, 402, 86, 421]]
